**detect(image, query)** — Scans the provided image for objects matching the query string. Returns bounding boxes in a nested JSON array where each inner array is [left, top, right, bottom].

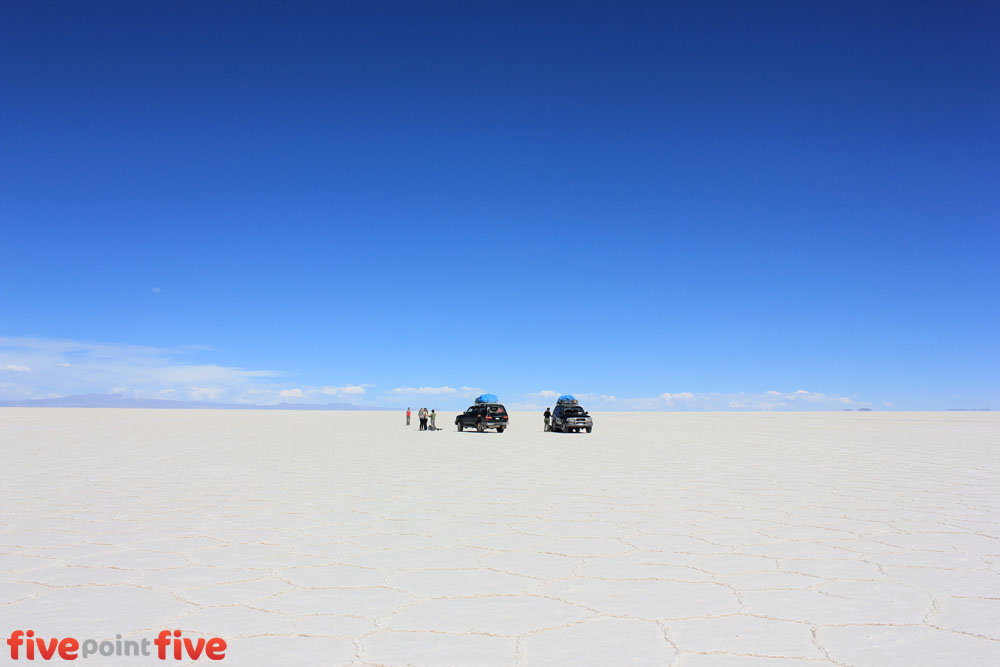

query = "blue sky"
[[2, 1, 998, 410]]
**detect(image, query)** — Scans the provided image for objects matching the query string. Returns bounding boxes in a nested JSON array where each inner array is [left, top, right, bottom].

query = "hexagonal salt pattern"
[[2, 409, 999, 666]]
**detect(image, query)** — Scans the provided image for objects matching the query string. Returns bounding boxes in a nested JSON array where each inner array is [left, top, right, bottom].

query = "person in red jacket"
[[406, 407, 411, 426]]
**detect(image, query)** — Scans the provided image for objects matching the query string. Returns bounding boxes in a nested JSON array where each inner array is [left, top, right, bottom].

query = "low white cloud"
[[254, 383, 375, 403], [385, 385, 483, 406], [0, 337, 282, 402], [572, 393, 619, 404], [533, 391, 614, 402], [660, 391, 694, 406], [393, 386, 458, 395], [236, 387, 268, 404], [623, 389, 860, 411], [190, 387, 223, 400], [152, 287, 161, 294], [522, 392, 618, 408], [321, 384, 366, 396], [0, 337, 388, 406]]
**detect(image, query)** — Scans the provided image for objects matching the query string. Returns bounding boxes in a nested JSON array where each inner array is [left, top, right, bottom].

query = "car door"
[[463, 407, 476, 426]]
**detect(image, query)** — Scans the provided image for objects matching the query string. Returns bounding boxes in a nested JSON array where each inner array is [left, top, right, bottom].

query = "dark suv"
[[456, 403, 508, 433], [551, 403, 593, 433]]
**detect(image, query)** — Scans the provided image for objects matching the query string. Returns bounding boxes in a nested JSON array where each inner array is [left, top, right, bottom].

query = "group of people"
[[406, 407, 437, 431]]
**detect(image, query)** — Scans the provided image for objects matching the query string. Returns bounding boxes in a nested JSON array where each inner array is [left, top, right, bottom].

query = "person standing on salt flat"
[[406, 407, 411, 426], [544, 407, 552, 431]]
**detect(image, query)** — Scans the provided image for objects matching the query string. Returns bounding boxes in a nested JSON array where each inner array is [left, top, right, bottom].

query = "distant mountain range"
[[0, 393, 389, 410]]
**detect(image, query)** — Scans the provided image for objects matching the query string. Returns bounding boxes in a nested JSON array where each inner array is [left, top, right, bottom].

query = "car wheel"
[[457, 421, 463, 431], [496, 426, 504, 433], [586, 427, 593, 433], [476, 421, 484, 432]]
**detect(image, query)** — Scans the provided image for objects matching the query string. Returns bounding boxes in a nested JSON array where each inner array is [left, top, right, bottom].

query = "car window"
[[466, 408, 474, 413]]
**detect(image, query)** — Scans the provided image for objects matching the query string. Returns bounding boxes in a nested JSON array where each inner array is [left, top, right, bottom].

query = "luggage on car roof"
[[556, 395, 578, 405], [475, 394, 499, 404]]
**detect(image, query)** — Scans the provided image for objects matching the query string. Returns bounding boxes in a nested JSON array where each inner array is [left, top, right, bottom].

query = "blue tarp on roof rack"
[[556, 394, 578, 405], [475, 394, 499, 404]]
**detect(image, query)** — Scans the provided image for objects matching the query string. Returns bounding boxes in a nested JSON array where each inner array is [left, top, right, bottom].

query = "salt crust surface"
[[1, 409, 998, 665]]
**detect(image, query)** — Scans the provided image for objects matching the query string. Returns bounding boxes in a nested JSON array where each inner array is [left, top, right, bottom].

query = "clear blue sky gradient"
[[2, 1, 998, 409]]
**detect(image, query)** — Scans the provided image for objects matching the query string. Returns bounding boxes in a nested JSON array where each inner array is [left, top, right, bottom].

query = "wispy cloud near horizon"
[[391, 386, 482, 397], [621, 389, 860, 411], [0, 337, 872, 410], [0, 336, 367, 405]]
